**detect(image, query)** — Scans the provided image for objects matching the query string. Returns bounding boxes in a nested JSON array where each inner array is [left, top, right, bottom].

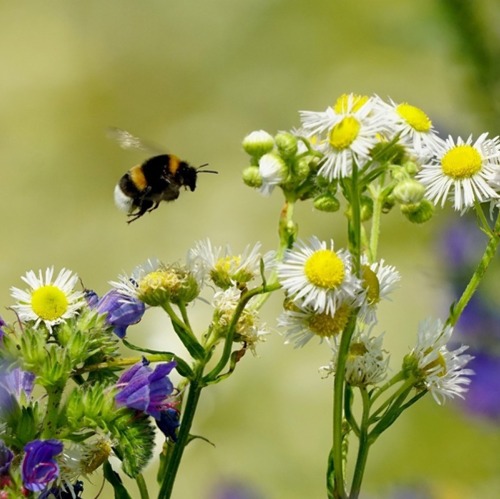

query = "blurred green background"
[[1, 1, 500, 498]]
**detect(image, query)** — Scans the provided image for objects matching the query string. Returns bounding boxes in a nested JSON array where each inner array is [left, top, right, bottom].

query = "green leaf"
[[103, 460, 133, 499]]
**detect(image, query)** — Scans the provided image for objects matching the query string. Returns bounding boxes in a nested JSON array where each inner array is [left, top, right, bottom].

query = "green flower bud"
[[295, 157, 311, 183], [393, 179, 426, 205], [242, 130, 275, 158], [275, 132, 298, 159], [403, 160, 419, 175], [314, 193, 340, 212], [242, 166, 263, 188], [400, 199, 434, 224]]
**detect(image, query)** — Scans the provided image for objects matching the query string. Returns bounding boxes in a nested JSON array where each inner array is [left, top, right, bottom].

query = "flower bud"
[[400, 199, 434, 224], [295, 157, 311, 184], [242, 130, 275, 158], [275, 132, 298, 159], [393, 179, 425, 205], [242, 166, 263, 188], [314, 193, 340, 212]]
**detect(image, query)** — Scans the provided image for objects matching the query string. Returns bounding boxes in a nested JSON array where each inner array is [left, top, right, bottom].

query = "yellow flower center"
[[307, 304, 351, 337], [329, 116, 361, 151], [333, 94, 369, 113], [31, 285, 68, 321], [423, 351, 447, 377], [304, 249, 345, 289], [348, 341, 368, 358], [361, 265, 380, 305], [396, 103, 432, 132], [214, 255, 241, 274], [441, 145, 483, 180]]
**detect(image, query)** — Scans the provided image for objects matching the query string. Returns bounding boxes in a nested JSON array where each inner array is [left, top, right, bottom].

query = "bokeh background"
[[1, 1, 500, 497]]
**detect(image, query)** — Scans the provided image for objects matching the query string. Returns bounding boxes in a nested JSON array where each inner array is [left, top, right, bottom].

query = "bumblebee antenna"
[[197, 163, 218, 174]]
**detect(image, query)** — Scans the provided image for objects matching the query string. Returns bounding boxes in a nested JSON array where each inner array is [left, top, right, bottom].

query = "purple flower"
[[0, 367, 35, 415], [461, 352, 500, 421], [21, 439, 63, 493], [115, 358, 176, 420], [0, 316, 6, 343], [39, 480, 84, 499], [0, 440, 13, 475], [156, 407, 180, 441], [91, 289, 146, 338]]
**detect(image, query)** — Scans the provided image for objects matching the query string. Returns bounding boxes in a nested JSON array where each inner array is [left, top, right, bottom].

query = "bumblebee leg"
[[147, 202, 161, 213], [126, 199, 154, 223]]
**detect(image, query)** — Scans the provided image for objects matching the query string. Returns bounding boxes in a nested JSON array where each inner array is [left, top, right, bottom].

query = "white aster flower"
[[300, 94, 386, 180], [187, 239, 275, 289], [277, 237, 363, 316], [278, 302, 352, 348], [407, 318, 474, 405], [11, 267, 84, 332], [374, 97, 440, 159], [212, 286, 268, 353], [320, 326, 389, 386], [417, 133, 500, 211], [110, 258, 160, 298], [358, 256, 401, 324]]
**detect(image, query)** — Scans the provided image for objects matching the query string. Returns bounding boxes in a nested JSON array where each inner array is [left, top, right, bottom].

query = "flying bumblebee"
[[109, 128, 218, 223]]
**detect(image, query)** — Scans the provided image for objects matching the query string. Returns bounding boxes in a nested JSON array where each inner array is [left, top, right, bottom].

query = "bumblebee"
[[110, 128, 217, 223]]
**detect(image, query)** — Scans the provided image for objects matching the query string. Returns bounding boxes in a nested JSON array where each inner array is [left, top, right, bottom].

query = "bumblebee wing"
[[107, 127, 165, 154]]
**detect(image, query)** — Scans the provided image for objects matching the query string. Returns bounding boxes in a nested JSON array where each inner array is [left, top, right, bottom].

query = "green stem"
[[161, 302, 205, 360], [203, 282, 281, 383], [349, 388, 371, 498], [41, 385, 64, 438], [368, 187, 384, 262], [136, 473, 150, 499], [330, 313, 357, 499], [157, 367, 204, 499], [447, 211, 500, 326]]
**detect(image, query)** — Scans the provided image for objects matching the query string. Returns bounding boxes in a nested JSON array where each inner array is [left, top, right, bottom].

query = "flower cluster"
[[241, 93, 485, 497], [0, 240, 276, 497], [0, 267, 177, 496]]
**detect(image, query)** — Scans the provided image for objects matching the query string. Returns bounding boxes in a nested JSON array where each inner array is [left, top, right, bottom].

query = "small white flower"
[[320, 326, 389, 386], [300, 94, 386, 179], [11, 267, 84, 331], [417, 133, 500, 211], [187, 239, 275, 289], [408, 318, 474, 404], [358, 257, 401, 324], [374, 97, 441, 159], [277, 236, 363, 316], [212, 286, 268, 353], [278, 303, 352, 348], [110, 259, 160, 298]]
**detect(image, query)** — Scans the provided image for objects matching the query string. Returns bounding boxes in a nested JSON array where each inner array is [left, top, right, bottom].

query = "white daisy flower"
[[320, 326, 389, 386], [212, 286, 269, 353], [110, 258, 160, 298], [11, 267, 84, 332], [278, 302, 352, 348], [300, 94, 386, 180], [417, 133, 500, 211], [277, 237, 363, 316], [407, 318, 474, 405], [358, 256, 401, 324], [374, 97, 440, 158], [187, 239, 275, 289]]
